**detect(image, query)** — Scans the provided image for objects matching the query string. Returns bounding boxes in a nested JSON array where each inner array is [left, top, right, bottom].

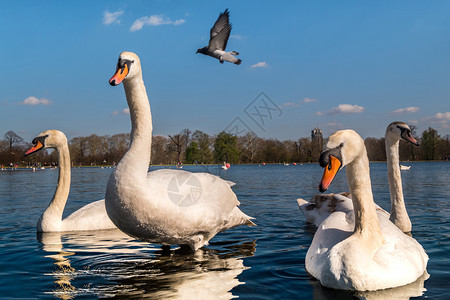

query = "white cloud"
[[21, 96, 52, 106], [280, 102, 300, 108], [112, 108, 130, 116], [424, 112, 450, 128], [250, 62, 268, 68], [327, 122, 341, 127], [317, 104, 364, 116], [392, 106, 420, 114], [230, 34, 243, 40], [280, 97, 317, 108], [326, 122, 344, 129], [103, 10, 124, 25], [130, 15, 185, 32], [303, 98, 317, 103]]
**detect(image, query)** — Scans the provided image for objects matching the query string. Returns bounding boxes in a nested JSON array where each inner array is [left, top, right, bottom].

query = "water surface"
[[0, 162, 448, 298]]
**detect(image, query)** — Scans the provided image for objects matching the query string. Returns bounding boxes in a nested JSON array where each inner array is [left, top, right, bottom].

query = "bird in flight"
[[196, 9, 241, 65]]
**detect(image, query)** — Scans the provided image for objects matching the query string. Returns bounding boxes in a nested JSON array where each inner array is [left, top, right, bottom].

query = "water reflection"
[[38, 230, 255, 299], [309, 271, 429, 300]]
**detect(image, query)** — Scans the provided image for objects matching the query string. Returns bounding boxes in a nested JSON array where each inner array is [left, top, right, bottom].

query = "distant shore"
[[1, 160, 448, 170]]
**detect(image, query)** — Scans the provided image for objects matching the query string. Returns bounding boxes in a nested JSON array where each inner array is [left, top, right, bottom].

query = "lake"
[[0, 162, 448, 299]]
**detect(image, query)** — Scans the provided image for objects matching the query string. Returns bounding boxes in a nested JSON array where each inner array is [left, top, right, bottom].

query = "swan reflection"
[[310, 271, 429, 300], [38, 230, 255, 299]]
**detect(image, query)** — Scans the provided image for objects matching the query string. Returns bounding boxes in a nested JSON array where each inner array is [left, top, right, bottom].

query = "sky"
[[1, 1, 450, 143]]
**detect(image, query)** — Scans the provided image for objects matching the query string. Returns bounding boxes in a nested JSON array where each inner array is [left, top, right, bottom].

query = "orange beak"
[[25, 140, 44, 156], [319, 155, 341, 192], [109, 64, 129, 86]]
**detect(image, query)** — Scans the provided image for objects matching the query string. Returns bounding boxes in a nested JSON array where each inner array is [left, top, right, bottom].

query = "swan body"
[[106, 52, 254, 250], [298, 122, 418, 233], [25, 130, 116, 232], [305, 129, 427, 291]]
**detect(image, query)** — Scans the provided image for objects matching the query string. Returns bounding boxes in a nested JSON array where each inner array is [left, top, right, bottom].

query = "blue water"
[[0, 162, 449, 299]]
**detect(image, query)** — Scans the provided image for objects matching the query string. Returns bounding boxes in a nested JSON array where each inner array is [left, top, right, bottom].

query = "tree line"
[[1, 126, 449, 167]]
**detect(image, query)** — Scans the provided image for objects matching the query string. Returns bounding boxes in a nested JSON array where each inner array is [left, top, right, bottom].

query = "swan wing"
[[146, 169, 240, 211], [63, 199, 117, 231], [298, 193, 389, 227]]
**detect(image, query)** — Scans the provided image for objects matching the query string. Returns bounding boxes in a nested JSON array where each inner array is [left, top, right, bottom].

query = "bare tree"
[[151, 135, 169, 164], [109, 133, 130, 163], [4, 131, 23, 154], [298, 137, 313, 162], [181, 129, 191, 148], [364, 137, 386, 161], [69, 137, 88, 165], [238, 132, 261, 163], [168, 134, 185, 163]]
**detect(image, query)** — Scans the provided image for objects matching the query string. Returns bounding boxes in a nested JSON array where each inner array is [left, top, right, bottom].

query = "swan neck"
[[386, 138, 411, 232], [347, 154, 384, 248], [119, 76, 152, 175], [41, 143, 71, 223]]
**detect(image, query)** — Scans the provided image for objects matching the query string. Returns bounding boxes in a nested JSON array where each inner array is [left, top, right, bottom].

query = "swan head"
[[25, 130, 67, 156], [109, 51, 142, 86], [318, 129, 365, 192], [386, 121, 419, 146]]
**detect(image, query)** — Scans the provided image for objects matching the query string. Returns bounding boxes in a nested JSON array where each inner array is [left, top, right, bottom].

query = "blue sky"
[[1, 1, 450, 143]]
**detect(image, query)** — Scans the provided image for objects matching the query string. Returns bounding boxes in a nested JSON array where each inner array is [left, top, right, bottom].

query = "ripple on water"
[[0, 163, 449, 298]]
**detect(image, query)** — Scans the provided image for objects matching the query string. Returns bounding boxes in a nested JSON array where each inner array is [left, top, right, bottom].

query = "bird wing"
[[208, 9, 232, 51]]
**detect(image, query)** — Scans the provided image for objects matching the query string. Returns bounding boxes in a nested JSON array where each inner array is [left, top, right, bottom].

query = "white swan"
[[298, 122, 419, 233], [385, 121, 419, 232], [25, 130, 116, 232], [106, 52, 254, 250], [305, 129, 427, 291]]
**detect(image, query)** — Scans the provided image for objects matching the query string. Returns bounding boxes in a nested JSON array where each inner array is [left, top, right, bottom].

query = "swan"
[[385, 121, 419, 232], [106, 51, 255, 251], [304, 129, 427, 291], [25, 130, 117, 232], [297, 122, 419, 233]]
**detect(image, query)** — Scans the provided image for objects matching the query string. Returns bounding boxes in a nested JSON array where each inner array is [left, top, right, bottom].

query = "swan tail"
[[233, 207, 256, 226], [234, 59, 242, 65], [245, 218, 256, 226], [226, 180, 236, 187], [297, 198, 309, 208]]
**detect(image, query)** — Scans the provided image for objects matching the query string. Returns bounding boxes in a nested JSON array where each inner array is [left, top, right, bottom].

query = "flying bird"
[[196, 9, 241, 65]]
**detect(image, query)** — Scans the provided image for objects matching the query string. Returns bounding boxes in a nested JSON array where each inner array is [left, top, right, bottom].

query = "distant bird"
[[196, 9, 241, 65]]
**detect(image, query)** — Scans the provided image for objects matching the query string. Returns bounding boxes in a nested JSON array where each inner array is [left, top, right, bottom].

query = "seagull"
[[196, 9, 241, 65]]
